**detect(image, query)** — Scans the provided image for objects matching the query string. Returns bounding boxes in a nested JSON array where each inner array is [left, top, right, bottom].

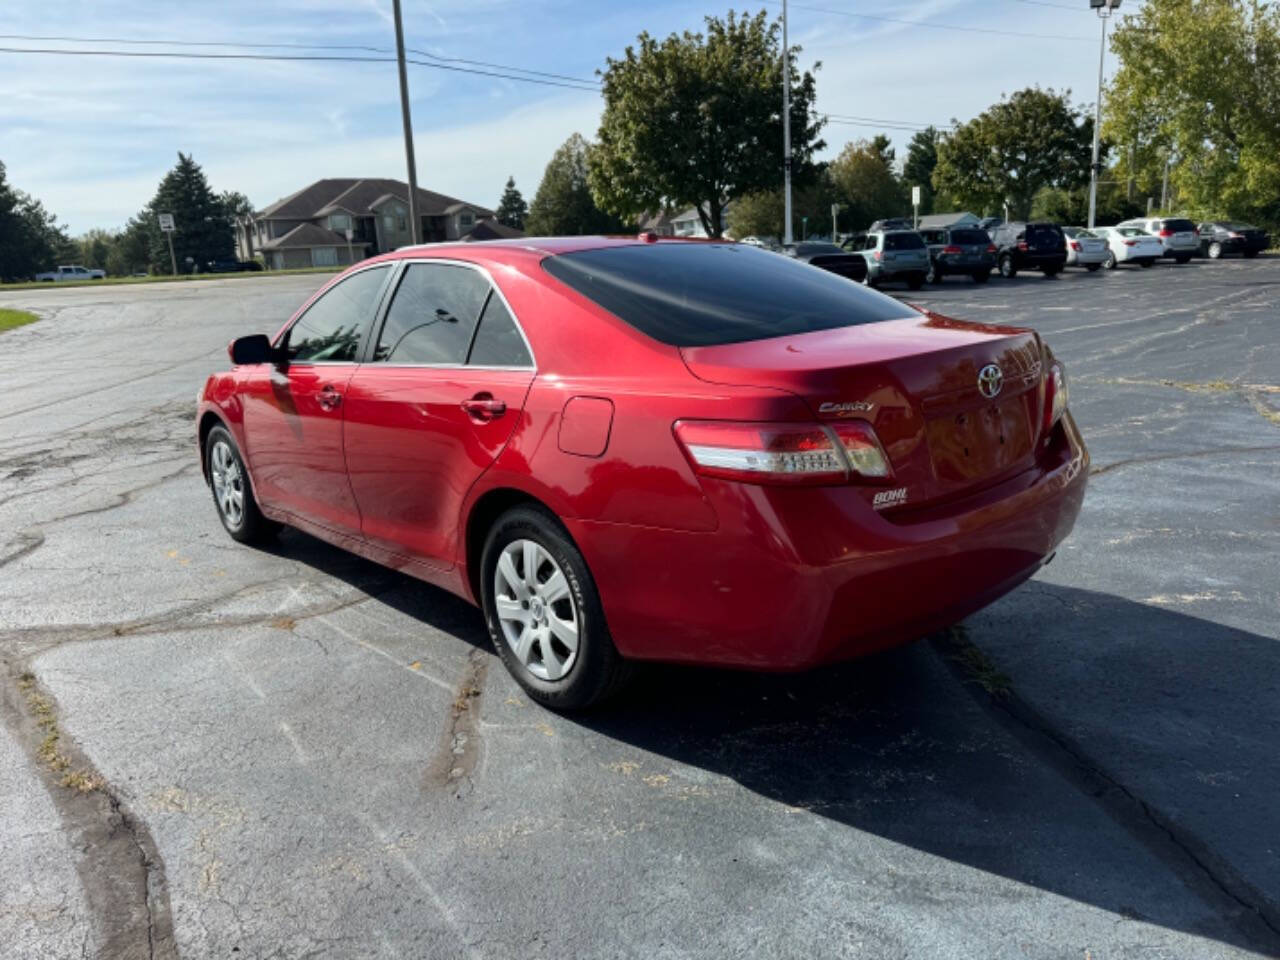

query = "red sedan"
[[198, 236, 1087, 709]]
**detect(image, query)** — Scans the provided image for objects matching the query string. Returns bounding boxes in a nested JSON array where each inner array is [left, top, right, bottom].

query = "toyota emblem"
[[977, 364, 1003, 399]]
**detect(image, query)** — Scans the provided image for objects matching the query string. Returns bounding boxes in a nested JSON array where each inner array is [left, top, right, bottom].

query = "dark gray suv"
[[919, 226, 996, 283]]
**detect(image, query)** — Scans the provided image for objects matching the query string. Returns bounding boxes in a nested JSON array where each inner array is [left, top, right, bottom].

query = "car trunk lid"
[[680, 314, 1047, 511]]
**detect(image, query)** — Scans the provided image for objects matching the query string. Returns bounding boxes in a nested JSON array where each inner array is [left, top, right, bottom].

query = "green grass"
[[0, 266, 339, 291], [0, 308, 39, 333]]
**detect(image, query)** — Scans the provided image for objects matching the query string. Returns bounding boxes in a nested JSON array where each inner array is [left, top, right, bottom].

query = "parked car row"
[[778, 217, 1270, 289]]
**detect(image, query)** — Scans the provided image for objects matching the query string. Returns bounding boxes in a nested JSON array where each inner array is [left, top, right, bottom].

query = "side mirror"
[[228, 334, 283, 366]]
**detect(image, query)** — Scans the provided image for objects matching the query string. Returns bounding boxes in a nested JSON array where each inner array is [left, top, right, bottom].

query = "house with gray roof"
[[237, 178, 504, 269], [916, 211, 981, 230]]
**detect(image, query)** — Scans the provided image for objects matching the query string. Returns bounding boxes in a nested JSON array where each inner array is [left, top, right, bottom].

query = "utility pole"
[[1160, 152, 1170, 210], [1087, 0, 1121, 230], [782, 0, 793, 245], [392, 0, 422, 245], [831, 203, 840, 241]]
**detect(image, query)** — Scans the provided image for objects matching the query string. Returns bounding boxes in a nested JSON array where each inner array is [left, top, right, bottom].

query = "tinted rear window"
[[1027, 225, 1063, 242], [542, 243, 911, 348], [949, 229, 990, 245], [884, 232, 925, 250], [1161, 219, 1196, 232], [792, 242, 843, 255]]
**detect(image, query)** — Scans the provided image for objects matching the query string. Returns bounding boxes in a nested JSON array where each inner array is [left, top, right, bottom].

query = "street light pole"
[[392, 0, 422, 245], [782, 0, 793, 245], [1087, 0, 1121, 230]]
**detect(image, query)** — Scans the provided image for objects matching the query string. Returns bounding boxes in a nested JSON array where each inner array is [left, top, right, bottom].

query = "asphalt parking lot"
[[2, 258, 1278, 959]]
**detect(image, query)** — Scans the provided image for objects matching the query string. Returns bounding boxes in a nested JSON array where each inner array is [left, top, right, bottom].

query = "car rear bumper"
[[1068, 249, 1107, 265], [936, 255, 995, 274], [572, 412, 1088, 670]]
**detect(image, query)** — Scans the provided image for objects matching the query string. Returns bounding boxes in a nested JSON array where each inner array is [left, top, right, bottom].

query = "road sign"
[[158, 213, 175, 232], [911, 185, 921, 206]]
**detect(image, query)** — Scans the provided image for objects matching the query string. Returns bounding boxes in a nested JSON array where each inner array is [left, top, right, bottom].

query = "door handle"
[[318, 384, 343, 410], [461, 393, 506, 421]]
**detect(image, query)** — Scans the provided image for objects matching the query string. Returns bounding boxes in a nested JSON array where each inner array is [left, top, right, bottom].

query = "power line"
[[761, 0, 1095, 42], [823, 112, 955, 129], [0, 44, 601, 91]]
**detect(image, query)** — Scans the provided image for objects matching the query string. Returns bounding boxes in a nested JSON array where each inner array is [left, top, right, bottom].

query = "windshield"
[[1161, 219, 1196, 232], [949, 229, 990, 245], [1117, 227, 1148, 237], [542, 243, 911, 348]]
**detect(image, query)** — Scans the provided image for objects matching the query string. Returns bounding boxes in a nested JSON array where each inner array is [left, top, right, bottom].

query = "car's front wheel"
[[1105, 250, 1118, 270], [999, 254, 1016, 278], [1086, 263, 1101, 272], [205, 425, 277, 543], [481, 506, 630, 710]]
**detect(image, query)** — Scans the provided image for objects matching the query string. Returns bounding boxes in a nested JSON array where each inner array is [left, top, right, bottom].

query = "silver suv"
[[1116, 217, 1199, 263], [844, 229, 929, 289]]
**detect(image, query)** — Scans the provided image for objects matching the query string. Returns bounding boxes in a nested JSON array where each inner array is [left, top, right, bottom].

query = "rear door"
[[241, 264, 392, 534], [342, 260, 535, 567]]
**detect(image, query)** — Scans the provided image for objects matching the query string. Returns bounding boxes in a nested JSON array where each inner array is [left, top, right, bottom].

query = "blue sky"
[[0, 0, 1125, 233]]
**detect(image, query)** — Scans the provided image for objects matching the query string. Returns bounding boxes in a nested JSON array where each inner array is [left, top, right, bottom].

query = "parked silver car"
[[1116, 217, 1199, 263], [844, 229, 929, 289], [1062, 227, 1108, 271]]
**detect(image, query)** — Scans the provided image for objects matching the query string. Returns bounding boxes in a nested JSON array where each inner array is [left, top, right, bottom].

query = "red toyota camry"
[[197, 236, 1087, 709]]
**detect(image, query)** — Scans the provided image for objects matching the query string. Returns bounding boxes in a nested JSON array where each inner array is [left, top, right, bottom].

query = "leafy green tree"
[[828, 138, 906, 230], [1105, 0, 1280, 230], [0, 161, 70, 281], [107, 217, 152, 276], [728, 189, 786, 240], [588, 10, 825, 238], [77, 229, 114, 272], [902, 127, 940, 216], [526, 134, 628, 236], [933, 88, 1095, 219], [145, 153, 233, 272], [495, 176, 528, 230]]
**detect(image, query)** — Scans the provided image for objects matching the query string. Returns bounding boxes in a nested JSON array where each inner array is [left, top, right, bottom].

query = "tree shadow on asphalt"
[[272, 529, 1278, 953]]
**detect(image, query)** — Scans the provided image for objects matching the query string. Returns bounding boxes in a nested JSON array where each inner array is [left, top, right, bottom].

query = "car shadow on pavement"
[[270, 530, 1278, 953], [576, 583, 1280, 955]]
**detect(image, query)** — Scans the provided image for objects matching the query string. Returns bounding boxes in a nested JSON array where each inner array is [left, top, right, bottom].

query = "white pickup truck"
[[34, 264, 106, 282]]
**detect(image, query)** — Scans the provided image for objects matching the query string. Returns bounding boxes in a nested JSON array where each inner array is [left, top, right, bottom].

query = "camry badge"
[[818, 401, 874, 416], [977, 364, 1003, 399]]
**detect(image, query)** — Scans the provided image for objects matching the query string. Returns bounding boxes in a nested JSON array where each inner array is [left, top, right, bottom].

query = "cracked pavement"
[[1, 262, 1278, 958]]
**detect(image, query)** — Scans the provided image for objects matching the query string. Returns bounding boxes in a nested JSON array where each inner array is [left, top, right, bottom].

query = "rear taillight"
[[1158, 228, 1174, 237], [986, 243, 996, 253], [1124, 239, 1138, 246], [1017, 241, 1028, 251], [1070, 241, 1081, 251], [673, 420, 890, 486], [942, 245, 962, 255], [872, 250, 882, 261], [1042, 362, 1069, 436], [1229, 231, 1242, 238]]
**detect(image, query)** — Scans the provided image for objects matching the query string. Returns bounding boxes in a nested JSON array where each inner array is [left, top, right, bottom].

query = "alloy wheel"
[[493, 538, 580, 681], [210, 440, 245, 529]]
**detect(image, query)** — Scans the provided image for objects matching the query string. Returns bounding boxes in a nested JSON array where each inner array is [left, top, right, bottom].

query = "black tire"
[[1208, 241, 1223, 259], [926, 261, 941, 284], [205, 425, 278, 544], [1105, 250, 1118, 270], [906, 273, 925, 290], [480, 505, 630, 710], [1139, 259, 1154, 268], [1086, 263, 1101, 272], [1244, 249, 1259, 259], [999, 254, 1016, 279], [972, 270, 990, 283], [1043, 265, 1061, 278], [1175, 254, 1192, 264]]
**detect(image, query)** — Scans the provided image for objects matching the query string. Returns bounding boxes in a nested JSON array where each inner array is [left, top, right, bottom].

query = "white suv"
[[1116, 217, 1199, 263]]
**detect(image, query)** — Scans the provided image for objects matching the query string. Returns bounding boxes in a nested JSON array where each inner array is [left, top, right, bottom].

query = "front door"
[[342, 261, 535, 567], [241, 264, 392, 535]]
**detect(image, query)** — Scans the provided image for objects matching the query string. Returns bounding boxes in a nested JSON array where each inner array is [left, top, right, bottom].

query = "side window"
[[373, 263, 489, 364], [286, 265, 389, 362], [469, 293, 532, 367], [866, 234, 879, 251]]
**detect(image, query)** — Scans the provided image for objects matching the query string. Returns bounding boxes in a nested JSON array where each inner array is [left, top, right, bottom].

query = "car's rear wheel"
[[481, 506, 630, 710], [1086, 263, 1101, 272], [1175, 254, 1192, 264], [1208, 241, 1223, 259], [926, 262, 941, 284], [999, 254, 1016, 278], [906, 273, 925, 290], [1244, 249, 1259, 259], [1105, 250, 1118, 270], [1043, 265, 1061, 277], [206, 426, 277, 544]]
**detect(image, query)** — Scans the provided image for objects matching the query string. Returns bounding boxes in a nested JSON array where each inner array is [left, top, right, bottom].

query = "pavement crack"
[[1089, 443, 1280, 477], [933, 628, 1280, 951], [429, 647, 490, 798]]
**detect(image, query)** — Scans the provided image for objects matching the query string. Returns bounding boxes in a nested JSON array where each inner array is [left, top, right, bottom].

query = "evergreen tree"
[[145, 153, 233, 273], [0, 160, 70, 281], [526, 135, 628, 236], [902, 127, 940, 216], [495, 177, 528, 230]]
